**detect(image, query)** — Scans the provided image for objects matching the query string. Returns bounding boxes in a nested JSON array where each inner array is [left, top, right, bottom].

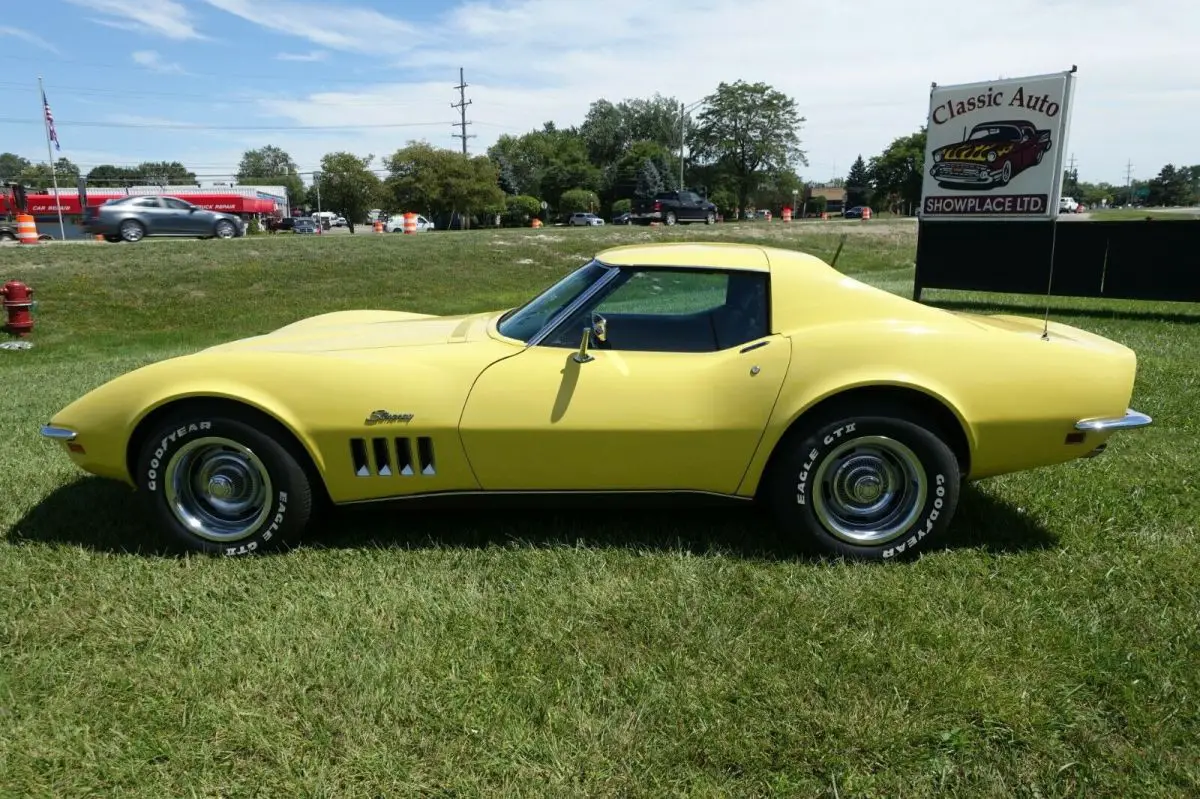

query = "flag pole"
[[38, 75, 66, 241]]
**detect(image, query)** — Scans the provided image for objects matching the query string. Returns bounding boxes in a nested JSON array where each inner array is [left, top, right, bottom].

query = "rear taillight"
[[653, 201, 661, 211]]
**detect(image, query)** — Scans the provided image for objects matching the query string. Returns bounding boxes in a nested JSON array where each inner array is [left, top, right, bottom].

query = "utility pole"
[[1067, 153, 1077, 194], [451, 67, 474, 155], [1125, 159, 1134, 206]]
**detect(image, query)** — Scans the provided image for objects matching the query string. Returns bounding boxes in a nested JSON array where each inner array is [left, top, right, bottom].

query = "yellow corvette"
[[41, 242, 1151, 561]]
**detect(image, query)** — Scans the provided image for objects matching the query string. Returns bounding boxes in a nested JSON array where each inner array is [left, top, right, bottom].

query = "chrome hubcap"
[[164, 437, 272, 543], [812, 435, 926, 545]]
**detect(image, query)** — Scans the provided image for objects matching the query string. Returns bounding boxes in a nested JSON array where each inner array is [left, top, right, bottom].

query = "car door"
[[126, 196, 167, 232], [678, 191, 701, 221], [459, 267, 790, 494], [159, 197, 200, 234]]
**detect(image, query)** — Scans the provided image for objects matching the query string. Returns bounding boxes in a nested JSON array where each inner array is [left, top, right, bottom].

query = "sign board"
[[920, 69, 1075, 220]]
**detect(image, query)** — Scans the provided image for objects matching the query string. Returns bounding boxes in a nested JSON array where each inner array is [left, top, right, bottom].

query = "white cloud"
[[66, 0, 205, 40], [131, 50, 188, 75], [276, 50, 329, 62], [0, 25, 60, 54], [60, 0, 1200, 185], [201, 0, 419, 54]]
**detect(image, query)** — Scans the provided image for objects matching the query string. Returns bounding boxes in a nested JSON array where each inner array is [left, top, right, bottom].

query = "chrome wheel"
[[215, 221, 235, 238], [120, 220, 144, 242], [812, 435, 926, 545], [163, 437, 273, 543]]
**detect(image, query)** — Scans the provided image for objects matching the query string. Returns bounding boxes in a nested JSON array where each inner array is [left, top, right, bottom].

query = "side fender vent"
[[351, 436, 436, 477]]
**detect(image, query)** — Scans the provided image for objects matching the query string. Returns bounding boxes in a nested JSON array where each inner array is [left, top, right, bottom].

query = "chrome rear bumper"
[[1075, 408, 1152, 432]]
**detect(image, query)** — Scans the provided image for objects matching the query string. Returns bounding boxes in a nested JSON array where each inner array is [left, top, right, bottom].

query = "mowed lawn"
[[1, 221, 1197, 797]]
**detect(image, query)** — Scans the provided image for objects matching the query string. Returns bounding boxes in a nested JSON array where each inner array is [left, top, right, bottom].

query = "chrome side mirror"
[[591, 312, 607, 343], [573, 327, 594, 363]]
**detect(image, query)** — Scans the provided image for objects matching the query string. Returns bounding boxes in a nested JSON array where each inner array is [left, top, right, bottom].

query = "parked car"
[[84, 195, 246, 243], [40, 242, 1150, 561], [611, 212, 632, 225], [1059, 196, 1080, 213], [384, 214, 434, 233], [568, 212, 604, 226], [292, 217, 317, 234], [843, 206, 870, 219], [631, 190, 717, 225]]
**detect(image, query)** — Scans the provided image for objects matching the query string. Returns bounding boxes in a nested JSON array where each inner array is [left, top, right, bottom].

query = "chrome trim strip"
[[1074, 408, 1152, 432], [339, 488, 755, 506], [40, 425, 78, 441], [525, 262, 621, 348]]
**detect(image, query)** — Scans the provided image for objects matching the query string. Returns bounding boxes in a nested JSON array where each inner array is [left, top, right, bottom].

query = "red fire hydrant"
[[1, 280, 34, 337]]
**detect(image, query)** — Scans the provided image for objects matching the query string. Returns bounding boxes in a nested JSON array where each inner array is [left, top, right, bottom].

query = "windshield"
[[497, 259, 613, 342], [968, 126, 1017, 141]]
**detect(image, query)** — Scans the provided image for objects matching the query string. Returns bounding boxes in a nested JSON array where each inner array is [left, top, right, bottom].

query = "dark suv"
[[85, 195, 246, 243]]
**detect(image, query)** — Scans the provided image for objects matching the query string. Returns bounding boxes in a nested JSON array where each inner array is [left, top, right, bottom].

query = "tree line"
[[3, 80, 1197, 226]]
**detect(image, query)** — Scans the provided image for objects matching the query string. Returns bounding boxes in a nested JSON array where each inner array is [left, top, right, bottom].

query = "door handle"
[[739, 340, 769, 354]]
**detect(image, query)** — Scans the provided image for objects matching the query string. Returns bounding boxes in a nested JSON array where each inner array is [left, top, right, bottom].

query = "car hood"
[[934, 142, 1015, 162], [200, 309, 502, 354]]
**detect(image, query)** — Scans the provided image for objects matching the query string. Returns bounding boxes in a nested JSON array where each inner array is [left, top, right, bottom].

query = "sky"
[[0, 0, 1197, 188]]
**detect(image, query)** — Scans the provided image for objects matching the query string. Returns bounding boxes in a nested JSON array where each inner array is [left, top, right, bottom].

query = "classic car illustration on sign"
[[929, 119, 1052, 189], [41, 242, 1150, 561], [920, 69, 1076, 219]]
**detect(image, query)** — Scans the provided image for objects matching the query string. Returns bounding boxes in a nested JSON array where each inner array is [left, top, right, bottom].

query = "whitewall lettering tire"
[[135, 407, 313, 556], [767, 407, 961, 561]]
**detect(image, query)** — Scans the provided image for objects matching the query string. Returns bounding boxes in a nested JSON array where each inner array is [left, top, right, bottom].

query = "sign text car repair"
[[919, 69, 1075, 221]]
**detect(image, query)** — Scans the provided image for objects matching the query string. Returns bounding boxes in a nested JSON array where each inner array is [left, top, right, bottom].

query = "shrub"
[[558, 188, 600, 214]]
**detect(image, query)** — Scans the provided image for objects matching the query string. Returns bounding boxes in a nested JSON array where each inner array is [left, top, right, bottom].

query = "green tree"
[[385, 142, 504, 227], [313, 152, 381, 233], [17, 157, 80, 189], [845, 155, 871, 207], [0, 153, 31, 182], [504, 194, 542, 227], [1147, 164, 1197, 206], [868, 128, 926, 214], [133, 161, 197, 185], [611, 198, 632, 216], [635, 159, 663, 199], [237, 145, 306, 207], [689, 80, 807, 213], [559, 188, 600, 213], [486, 124, 601, 207]]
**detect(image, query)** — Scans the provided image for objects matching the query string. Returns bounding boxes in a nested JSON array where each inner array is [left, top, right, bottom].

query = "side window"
[[161, 197, 192, 210], [543, 269, 769, 353], [131, 197, 161, 208]]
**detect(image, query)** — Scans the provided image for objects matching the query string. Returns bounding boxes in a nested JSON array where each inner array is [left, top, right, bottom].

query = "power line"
[[0, 117, 455, 131], [450, 67, 474, 155]]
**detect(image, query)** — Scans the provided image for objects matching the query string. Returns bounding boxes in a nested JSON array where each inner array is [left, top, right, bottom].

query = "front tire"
[[766, 406, 961, 561], [135, 407, 314, 556], [706, 211, 715, 225], [215, 220, 236, 239]]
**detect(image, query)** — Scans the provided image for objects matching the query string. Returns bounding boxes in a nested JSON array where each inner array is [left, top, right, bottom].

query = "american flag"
[[42, 87, 59, 151]]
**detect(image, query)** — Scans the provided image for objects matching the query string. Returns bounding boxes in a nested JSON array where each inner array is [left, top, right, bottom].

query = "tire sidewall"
[[135, 415, 309, 556], [772, 415, 960, 561]]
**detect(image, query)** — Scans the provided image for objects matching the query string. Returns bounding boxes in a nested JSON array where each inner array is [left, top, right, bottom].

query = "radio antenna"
[[1041, 218, 1060, 340], [830, 234, 848, 268]]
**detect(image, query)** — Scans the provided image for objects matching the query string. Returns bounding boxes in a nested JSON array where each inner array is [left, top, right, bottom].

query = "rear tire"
[[119, 219, 145, 242], [665, 211, 677, 225], [765, 404, 961, 561], [134, 406, 314, 556]]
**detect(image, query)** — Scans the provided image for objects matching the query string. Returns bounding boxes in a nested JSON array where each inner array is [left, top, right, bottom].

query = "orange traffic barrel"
[[16, 214, 38, 245], [403, 212, 416, 234], [862, 207, 872, 221], [373, 220, 383, 233]]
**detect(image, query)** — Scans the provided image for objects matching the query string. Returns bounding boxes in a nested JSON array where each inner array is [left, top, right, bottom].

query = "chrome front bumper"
[[1075, 408, 1153, 432], [40, 425, 77, 441]]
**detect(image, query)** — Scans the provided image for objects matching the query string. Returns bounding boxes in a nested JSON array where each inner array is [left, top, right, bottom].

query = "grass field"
[[2, 221, 1197, 797]]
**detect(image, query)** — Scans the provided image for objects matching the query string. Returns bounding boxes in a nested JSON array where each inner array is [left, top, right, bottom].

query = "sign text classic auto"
[[920, 69, 1076, 220]]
